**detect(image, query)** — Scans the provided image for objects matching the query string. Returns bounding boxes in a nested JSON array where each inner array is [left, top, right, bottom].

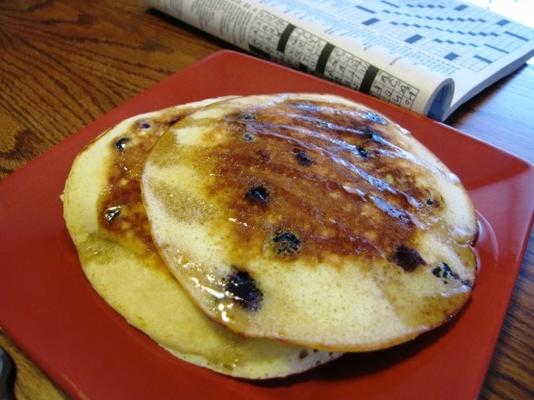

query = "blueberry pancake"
[[63, 97, 341, 379], [142, 94, 478, 352]]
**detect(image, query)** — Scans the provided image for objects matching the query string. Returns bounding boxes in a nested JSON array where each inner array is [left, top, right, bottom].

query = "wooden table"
[[0, 1, 532, 399]]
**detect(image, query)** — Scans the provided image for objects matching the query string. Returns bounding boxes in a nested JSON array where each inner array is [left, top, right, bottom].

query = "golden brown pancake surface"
[[142, 94, 478, 351]]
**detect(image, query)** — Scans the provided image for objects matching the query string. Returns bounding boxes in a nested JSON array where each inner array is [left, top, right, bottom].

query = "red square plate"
[[1, 50, 533, 400]]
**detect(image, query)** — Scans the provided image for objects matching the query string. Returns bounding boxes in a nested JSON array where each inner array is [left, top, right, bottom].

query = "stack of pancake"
[[63, 94, 477, 379]]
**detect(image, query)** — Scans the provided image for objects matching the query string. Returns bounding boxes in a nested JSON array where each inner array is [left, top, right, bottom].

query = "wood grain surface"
[[0, 1, 532, 399]]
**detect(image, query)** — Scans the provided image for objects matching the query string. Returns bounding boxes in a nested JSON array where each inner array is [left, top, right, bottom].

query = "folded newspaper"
[[146, 0, 534, 121]]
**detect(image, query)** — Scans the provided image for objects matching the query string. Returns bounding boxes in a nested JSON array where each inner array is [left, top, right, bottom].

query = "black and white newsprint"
[[146, 0, 534, 120]]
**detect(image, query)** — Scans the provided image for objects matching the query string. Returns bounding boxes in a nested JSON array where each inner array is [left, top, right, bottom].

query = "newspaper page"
[[146, 0, 534, 121]]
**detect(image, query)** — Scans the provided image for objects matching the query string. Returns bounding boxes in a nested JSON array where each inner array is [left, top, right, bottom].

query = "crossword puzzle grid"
[[323, 47, 370, 88], [343, 0, 534, 72], [248, 10, 420, 109], [370, 71, 419, 109]]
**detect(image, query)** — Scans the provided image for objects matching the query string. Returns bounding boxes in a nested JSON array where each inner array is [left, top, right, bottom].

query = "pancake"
[[142, 93, 478, 352], [63, 97, 341, 379]]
